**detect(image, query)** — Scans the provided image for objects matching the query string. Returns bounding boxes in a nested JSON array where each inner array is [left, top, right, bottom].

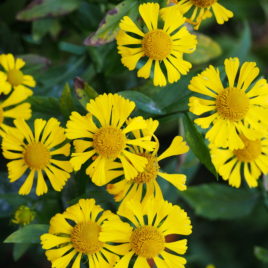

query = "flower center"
[[7, 69, 24, 86], [70, 221, 103, 254], [130, 225, 165, 258], [93, 126, 126, 159], [142, 30, 172, 61], [133, 153, 159, 183], [233, 136, 262, 162], [24, 142, 50, 169], [190, 0, 217, 8], [216, 87, 249, 121], [0, 106, 4, 125]]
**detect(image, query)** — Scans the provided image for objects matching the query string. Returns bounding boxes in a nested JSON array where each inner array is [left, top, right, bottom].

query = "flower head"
[[167, 0, 233, 30], [188, 57, 268, 150], [0, 87, 32, 137], [0, 53, 36, 95], [41, 199, 119, 268], [211, 134, 268, 188], [100, 197, 192, 267], [117, 2, 197, 86], [2, 118, 72, 195], [107, 119, 189, 203], [66, 93, 156, 186], [12, 205, 36, 225]]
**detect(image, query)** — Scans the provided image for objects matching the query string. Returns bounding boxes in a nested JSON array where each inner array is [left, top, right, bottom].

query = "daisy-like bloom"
[[100, 197, 192, 268], [0, 53, 36, 95], [0, 87, 32, 136], [167, 0, 233, 30], [211, 134, 268, 188], [66, 93, 156, 186], [116, 2, 197, 87], [41, 199, 120, 268], [12, 205, 36, 225], [188, 57, 268, 150], [2, 118, 72, 196], [107, 119, 189, 203]]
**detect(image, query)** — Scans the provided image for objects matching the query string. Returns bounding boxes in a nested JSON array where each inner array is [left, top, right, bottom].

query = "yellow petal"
[[18, 170, 35, 195], [153, 61, 166, 87], [158, 172, 187, 191], [139, 2, 159, 31], [158, 136, 189, 161]]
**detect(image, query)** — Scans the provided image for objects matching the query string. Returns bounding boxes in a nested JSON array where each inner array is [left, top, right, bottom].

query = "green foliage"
[[16, 0, 81, 21], [255, 246, 268, 263], [183, 113, 217, 177], [185, 34, 222, 65], [119, 90, 164, 115], [181, 183, 259, 220], [84, 0, 139, 46], [4, 225, 49, 244]]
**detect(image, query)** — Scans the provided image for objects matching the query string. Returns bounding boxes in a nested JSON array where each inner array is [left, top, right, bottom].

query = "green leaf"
[[32, 18, 61, 41], [20, 54, 50, 76], [185, 34, 222, 65], [59, 83, 75, 117], [228, 22, 251, 61], [4, 224, 49, 244], [16, 0, 81, 21], [180, 183, 259, 220], [183, 113, 217, 177], [84, 0, 139, 46], [254, 246, 268, 263], [28, 96, 61, 116], [118, 90, 164, 115], [13, 243, 31, 261]]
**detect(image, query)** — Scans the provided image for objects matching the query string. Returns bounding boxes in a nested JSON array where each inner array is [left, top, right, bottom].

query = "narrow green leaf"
[[4, 224, 49, 244], [17, 0, 81, 21], [180, 183, 259, 220], [183, 113, 217, 177], [13, 243, 31, 261], [254, 246, 268, 263], [228, 22, 251, 61], [119, 90, 164, 115], [59, 83, 75, 117]]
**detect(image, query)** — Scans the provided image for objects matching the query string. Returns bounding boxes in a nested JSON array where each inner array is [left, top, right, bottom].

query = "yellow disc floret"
[[7, 69, 24, 86], [233, 136, 262, 162], [24, 142, 50, 169], [93, 126, 126, 158], [71, 221, 103, 254], [130, 225, 165, 258], [216, 87, 249, 121], [190, 0, 217, 8], [133, 153, 159, 183], [142, 30, 172, 61]]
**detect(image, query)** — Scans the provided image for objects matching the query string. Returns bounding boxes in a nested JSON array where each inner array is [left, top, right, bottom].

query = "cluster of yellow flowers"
[[2, 1, 268, 267]]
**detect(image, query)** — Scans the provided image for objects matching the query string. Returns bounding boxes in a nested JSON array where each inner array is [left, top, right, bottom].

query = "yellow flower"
[[107, 119, 189, 203], [41, 199, 120, 268], [66, 93, 156, 186], [2, 118, 72, 196], [100, 197, 192, 267], [12, 205, 36, 225], [0, 87, 32, 137], [116, 2, 197, 87], [168, 0, 233, 30], [0, 53, 36, 95], [188, 57, 268, 150], [211, 134, 268, 188]]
